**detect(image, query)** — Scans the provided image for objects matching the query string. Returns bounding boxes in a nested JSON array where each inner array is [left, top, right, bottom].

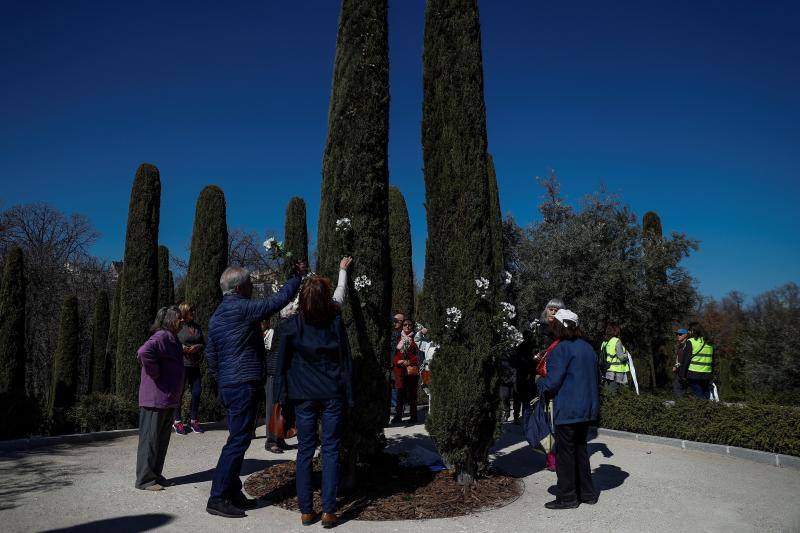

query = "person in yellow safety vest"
[[677, 321, 714, 399], [600, 324, 630, 392]]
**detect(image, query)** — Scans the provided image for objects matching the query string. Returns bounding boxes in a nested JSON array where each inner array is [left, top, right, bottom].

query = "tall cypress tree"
[[50, 295, 80, 428], [115, 163, 161, 402], [316, 0, 390, 485], [643, 210, 666, 388], [388, 186, 414, 318], [157, 245, 173, 309], [89, 291, 110, 393], [422, 0, 501, 483], [0, 247, 26, 396], [185, 185, 228, 420], [106, 281, 122, 394], [284, 197, 309, 274]]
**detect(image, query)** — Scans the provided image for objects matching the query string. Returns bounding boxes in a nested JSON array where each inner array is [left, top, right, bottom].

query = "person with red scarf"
[[391, 319, 420, 424]]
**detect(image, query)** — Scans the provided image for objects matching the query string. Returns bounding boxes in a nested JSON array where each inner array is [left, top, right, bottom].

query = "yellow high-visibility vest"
[[601, 337, 629, 373], [688, 338, 713, 374]]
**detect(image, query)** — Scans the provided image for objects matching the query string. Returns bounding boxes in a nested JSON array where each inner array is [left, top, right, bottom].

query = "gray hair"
[[150, 305, 182, 333], [540, 298, 565, 322], [220, 266, 251, 295]]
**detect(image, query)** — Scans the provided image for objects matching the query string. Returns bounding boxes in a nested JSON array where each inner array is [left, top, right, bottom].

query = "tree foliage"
[[388, 187, 414, 318], [422, 0, 502, 483], [0, 203, 108, 408], [89, 290, 110, 393], [116, 163, 161, 403], [514, 176, 698, 364], [0, 247, 26, 396], [106, 281, 121, 394], [315, 0, 391, 483], [699, 283, 800, 404], [50, 294, 80, 430], [157, 245, 173, 309], [284, 197, 309, 271], [185, 185, 228, 420]]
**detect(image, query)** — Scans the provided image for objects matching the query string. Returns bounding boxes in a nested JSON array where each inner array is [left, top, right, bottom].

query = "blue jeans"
[[294, 398, 344, 514], [209, 382, 259, 500], [688, 379, 710, 400], [173, 366, 202, 421]]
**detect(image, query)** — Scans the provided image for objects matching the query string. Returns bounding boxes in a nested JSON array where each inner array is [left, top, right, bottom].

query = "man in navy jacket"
[[205, 262, 306, 518]]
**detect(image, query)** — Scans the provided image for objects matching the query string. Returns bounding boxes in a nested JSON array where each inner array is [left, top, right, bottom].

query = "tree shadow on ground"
[[0, 455, 101, 511], [39, 513, 174, 532], [169, 458, 284, 486]]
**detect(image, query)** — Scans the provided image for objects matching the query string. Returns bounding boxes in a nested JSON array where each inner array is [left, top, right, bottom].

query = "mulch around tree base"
[[243, 457, 523, 521]]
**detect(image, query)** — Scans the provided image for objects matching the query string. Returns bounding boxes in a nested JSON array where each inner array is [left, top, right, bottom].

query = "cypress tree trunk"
[[89, 291, 110, 393], [422, 0, 501, 484], [185, 185, 228, 421], [0, 247, 26, 396], [157, 245, 173, 309], [388, 187, 414, 318], [168, 271, 175, 306], [284, 197, 309, 270], [316, 0, 390, 486], [50, 295, 80, 431], [175, 280, 186, 305], [115, 163, 161, 403], [106, 281, 122, 394]]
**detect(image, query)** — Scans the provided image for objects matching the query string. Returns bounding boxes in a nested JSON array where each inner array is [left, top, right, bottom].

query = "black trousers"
[[555, 422, 597, 503], [135, 407, 173, 489]]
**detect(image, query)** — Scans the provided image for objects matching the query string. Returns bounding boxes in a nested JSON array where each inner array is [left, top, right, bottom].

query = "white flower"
[[445, 306, 462, 329], [263, 237, 277, 250], [500, 301, 516, 320], [474, 276, 490, 297], [271, 281, 280, 293], [335, 218, 352, 232], [502, 270, 512, 286], [354, 275, 372, 291], [497, 322, 523, 347]]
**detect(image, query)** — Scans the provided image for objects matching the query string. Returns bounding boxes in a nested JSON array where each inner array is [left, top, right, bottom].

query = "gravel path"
[[2, 415, 799, 532]]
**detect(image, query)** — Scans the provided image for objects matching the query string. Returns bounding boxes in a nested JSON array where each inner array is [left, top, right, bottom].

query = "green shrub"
[[600, 389, 800, 456], [69, 393, 139, 433]]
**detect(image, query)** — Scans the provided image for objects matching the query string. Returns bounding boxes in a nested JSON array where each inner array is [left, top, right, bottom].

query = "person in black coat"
[[536, 309, 599, 510], [274, 275, 354, 529]]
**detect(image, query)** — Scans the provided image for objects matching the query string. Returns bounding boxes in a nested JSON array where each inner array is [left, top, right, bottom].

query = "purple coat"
[[137, 329, 185, 409]]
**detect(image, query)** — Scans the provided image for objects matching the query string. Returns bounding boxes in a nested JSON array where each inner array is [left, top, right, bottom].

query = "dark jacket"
[[137, 329, 185, 409], [177, 321, 204, 368], [206, 275, 301, 388], [273, 312, 354, 407], [536, 338, 600, 425]]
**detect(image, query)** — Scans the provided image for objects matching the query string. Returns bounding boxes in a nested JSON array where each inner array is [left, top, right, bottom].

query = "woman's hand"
[[339, 256, 353, 270]]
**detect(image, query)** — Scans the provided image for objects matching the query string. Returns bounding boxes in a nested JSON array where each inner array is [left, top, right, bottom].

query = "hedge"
[[600, 389, 800, 457]]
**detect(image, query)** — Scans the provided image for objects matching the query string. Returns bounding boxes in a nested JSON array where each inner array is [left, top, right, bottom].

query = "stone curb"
[[0, 420, 229, 453], [597, 427, 800, 470]]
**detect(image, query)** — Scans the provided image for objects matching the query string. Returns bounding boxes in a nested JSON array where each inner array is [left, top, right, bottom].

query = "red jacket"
[[393, 337, 419, 389]]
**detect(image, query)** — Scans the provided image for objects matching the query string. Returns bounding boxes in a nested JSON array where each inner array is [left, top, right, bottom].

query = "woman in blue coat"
[[274, 275, 353, 529], [536, 309, 599, 509]]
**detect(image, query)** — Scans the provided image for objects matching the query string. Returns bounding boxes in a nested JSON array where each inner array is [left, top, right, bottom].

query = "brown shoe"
[[143, 483, 164, 491], [321, 512, 337, 528], [301, 512, 318, 526]]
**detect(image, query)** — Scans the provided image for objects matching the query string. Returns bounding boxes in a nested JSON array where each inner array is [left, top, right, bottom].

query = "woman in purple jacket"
[[135, 306, 185, 491]]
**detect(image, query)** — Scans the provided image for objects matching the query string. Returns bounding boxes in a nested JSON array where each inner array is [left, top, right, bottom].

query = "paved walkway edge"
[[597, 428, 800, 470], [3, 423, 797, 472], [0, 421, 228, 452]]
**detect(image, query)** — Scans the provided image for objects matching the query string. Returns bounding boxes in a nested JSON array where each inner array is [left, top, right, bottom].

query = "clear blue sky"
[[1, 1, 798, 300]]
